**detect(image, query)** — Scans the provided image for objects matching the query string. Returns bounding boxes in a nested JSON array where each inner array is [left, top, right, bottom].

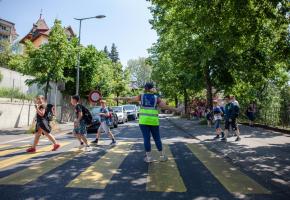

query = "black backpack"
[[80, 105, 93, 125], [45, 104, 55, 121]]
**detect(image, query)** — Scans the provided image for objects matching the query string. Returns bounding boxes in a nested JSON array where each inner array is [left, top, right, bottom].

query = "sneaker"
[[51, 144, 60, 151], [144, 156, 154, 163], [160, 155, 168, 162], [213, 135, 220, 140], [235, 137, 241, 142], [80, 142, 84, 145], [110, 140, 116, 146], [26, 147, 36, 153], [91, 139, 98, 144], [221, 138, 227, 142], [85, 145, 92, 151], [221, 132, 225, 138]]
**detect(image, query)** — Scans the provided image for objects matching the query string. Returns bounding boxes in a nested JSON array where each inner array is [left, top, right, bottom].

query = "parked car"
[[123, 104, 138, 120], [108, 107, 119, 128], [87, 106, 118, 133], [112, 106, 128, 123]]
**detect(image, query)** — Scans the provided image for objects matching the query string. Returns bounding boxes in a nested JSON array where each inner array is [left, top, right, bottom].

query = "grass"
[[0, 87, 35, 101]]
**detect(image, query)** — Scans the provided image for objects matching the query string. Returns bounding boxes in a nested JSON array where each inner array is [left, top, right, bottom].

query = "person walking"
[[26, 95, 60, 153], [221, 95, 241, 142], [70, 95, 91, 150], [246, 102, 256, 126], [213, 100, 223, 140], [91, 100, 116, 145], [115, 82, 178, 163]]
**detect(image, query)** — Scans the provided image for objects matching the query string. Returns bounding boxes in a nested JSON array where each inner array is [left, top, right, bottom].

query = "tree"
[[103, 45, 109, 57], [148, 0, 289, 113], [0, 71, 3, 82], [11, 19, 77, 99], [126, 57, 152, 88], [109, 43, 119, 63], [0, 40, 12, 67]]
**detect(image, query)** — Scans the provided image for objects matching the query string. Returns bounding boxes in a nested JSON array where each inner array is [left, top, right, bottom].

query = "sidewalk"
[[0, 122, 74, 144], [167, 116, 290, 195]]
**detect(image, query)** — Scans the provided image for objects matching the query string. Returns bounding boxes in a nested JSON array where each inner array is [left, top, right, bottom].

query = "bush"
[[0, 87, 34, 100], [0, 71, 2, 82]]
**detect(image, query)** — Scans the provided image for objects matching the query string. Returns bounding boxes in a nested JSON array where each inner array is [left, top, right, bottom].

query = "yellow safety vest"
[[139, 94, 159, 126]]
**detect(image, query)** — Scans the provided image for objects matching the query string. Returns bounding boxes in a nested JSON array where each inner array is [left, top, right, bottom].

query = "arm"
[[35, 105, 45, 117], [115, 96, 140, 103], [158, 100, 178, 112]]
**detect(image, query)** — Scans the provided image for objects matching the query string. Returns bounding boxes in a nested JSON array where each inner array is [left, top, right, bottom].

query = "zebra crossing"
[[0, 139, 270, 195]]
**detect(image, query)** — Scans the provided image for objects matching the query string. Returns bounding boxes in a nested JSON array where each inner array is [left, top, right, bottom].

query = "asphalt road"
[[0, 117, 289, 200]]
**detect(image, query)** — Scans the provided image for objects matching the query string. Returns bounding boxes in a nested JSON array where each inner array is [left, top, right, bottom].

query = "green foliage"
[[0, 40, 13, 67], [148, 0, 290, 113], [109, 43, 119, 63], [126, 57, 152, 88], [0, 87, 34, 100], [0, 71, 2, 82], [9, 19, 77, 99]]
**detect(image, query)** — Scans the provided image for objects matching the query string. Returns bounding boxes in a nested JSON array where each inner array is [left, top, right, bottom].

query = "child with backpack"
[[91, 100, 116, 145], [71, 95, 91, 150], [26, 95, 60, 153]]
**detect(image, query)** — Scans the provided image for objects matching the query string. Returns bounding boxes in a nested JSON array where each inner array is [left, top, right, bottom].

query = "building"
[[20, 15, 75, 48], [0, 18, 18, 43]]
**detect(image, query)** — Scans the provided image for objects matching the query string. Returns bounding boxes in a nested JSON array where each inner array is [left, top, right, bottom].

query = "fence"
[[243, 105, 290, 129]]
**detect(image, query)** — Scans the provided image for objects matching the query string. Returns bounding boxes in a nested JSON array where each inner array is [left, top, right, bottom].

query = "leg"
[[151, 125, 163, 152], [80, 134, 89, 146], [139, 125, 151, 152], [31, 129, 42, 148], [43, 131, 57, 145]]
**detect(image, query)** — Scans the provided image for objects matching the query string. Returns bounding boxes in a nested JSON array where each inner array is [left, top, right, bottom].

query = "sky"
[[0, 0, 157, 66]]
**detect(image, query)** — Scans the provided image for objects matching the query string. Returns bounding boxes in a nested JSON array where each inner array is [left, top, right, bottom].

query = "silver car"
[[123, 104, 138, 120], [112, 106, 128, 124]]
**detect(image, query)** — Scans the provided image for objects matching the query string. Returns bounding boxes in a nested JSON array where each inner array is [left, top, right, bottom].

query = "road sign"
[[89, 91, 102, 103]]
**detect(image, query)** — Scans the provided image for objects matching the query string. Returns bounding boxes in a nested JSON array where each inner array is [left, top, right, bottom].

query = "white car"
[[123, 104, 138, 120], [112, 106, 128, 124]]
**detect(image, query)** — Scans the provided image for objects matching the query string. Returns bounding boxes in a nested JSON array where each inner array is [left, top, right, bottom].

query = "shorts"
[[98, 122, 110, 134], [36, 120, 51, 134], [225, 118, 238, 131], [74, 120, 87, 135], [214, 119, 221, 129]]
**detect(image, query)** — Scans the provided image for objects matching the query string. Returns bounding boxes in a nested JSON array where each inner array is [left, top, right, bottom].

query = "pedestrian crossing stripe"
[[66, 142, 133, 189], [0, 145, 31, 157], [0, 144, 12, 150], [147, 144, 187, 192], [0, 148, 83, 185], [0, 142, 70, 170], [187, 143, 271, 195]]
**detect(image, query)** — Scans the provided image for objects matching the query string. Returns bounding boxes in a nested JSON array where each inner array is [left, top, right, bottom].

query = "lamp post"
[[74, 15, 106, 95]]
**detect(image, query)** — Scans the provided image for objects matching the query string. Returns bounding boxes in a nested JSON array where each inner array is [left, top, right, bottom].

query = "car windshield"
[[113, 106, 122, 112], [123, 105, 135, 111]]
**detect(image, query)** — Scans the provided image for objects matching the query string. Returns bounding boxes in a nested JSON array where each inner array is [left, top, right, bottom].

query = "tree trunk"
[[116, 92, 120, 106], [174, 96, 178, 108], [183, 88, 189, 116], [204, 66, 213, 110], [44, 77, 50, 100]]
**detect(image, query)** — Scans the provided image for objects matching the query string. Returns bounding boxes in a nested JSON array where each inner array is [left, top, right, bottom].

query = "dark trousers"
[[139, 124, 162, 152]]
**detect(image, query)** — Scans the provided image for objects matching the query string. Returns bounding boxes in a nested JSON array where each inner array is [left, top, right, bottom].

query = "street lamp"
[[74, 15, 106, 95]]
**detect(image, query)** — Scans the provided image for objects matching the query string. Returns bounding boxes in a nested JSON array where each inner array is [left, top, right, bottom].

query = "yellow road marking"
[[0, 145, 30, 157], [0, 144, 11, 150], [66, 142, 133, 189], [187, 143, 271, 194], [147, 144, 187, 192], [0, 148, 82, 185], [0, 142, 70, 170]]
